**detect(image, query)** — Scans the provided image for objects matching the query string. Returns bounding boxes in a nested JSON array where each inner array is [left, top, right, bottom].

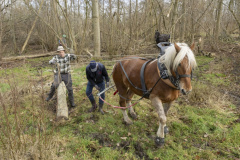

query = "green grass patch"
[[202, 73, 230, 86], [0, 56, 239, 159], [0, 83, 10, 93], [196, 56, 214, 66]]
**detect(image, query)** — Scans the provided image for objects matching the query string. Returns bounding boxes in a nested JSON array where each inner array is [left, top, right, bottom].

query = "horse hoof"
[[130, 112, 137, 120], [123, 120, 133, 125], [155, 137, 164, 147], [164, 126, 169, 135], [126, 121, 133, 125]]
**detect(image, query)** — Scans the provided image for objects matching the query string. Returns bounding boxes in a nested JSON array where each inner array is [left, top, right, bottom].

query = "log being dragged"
[[57, 82, 68, 120]]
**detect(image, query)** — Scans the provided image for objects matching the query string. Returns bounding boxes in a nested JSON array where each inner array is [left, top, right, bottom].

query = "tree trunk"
[[2, 52, 55, 62], [171, 0, 179, 41], [10, 0, 17, 54], [228, 0, 240, 38], [214, 0, 223, 40], [92, 0, 101, 56], [0, 19, 3, 61], [135, 0, 139, 40], [180, 0, 186, 41], [20, 0, 44, 55]]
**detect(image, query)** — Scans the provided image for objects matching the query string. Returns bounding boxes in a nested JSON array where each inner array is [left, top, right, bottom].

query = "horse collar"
[[157, 58, 193, 90]]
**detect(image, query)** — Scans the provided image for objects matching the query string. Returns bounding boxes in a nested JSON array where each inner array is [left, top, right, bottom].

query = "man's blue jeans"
[[86, 81, 105, 105]]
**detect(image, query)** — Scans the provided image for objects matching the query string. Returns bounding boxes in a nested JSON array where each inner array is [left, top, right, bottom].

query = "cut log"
[[57, 82, 68, 120], [1, 52, 56, 62]]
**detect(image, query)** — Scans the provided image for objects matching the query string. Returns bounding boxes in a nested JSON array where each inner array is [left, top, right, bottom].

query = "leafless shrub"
[[0, 70, 62, 159]]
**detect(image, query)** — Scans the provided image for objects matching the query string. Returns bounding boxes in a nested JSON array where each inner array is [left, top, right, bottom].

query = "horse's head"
[[173, 43, 196, 95]]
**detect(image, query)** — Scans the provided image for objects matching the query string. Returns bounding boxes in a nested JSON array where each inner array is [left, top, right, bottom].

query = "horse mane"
[[159, 43, 197, 76]]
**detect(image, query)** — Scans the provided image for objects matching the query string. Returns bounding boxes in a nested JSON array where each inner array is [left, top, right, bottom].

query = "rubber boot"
[[89, 100, 97, 112], [98, 103, 104, 115], [46, 86, 55, 101], [68, 93, 75, 108], [69, 101, 76, 113]]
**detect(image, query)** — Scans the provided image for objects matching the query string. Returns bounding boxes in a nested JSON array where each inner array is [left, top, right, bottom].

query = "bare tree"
[[92, 0, 101, 56], [214, 0, 223, 40]]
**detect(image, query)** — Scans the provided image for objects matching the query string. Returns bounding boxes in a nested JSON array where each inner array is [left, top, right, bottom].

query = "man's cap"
[[57, 46, 65, 52], [90, 60, 98, 72], [63, 34, 66, 38]]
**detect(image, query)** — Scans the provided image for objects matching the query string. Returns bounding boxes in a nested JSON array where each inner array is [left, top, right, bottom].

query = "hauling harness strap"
[[140, 59, 155, 98], [119, 59, 161, 98]]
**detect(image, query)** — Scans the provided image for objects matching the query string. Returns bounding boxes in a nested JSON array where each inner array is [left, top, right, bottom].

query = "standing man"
[[46, 46, 76, 111], [86, 60, 109, 115]]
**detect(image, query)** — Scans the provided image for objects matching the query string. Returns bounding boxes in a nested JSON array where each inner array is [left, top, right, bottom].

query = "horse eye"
[[178, 63, 181, 66]]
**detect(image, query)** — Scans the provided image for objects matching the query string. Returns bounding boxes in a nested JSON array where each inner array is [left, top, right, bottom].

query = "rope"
[[99, 96, 140, 109]]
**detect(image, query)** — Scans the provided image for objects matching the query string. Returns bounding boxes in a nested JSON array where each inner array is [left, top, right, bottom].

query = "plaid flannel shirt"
[[49, 54, 76, 74]]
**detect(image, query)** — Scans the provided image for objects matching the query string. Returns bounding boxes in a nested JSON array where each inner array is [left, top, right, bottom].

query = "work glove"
[[106, 82, 109, 88], [95, 85, 100, 91], [49, 59, 57, 64]]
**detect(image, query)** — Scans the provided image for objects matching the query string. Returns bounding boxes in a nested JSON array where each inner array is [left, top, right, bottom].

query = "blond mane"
[[159, 43, 197, 76]]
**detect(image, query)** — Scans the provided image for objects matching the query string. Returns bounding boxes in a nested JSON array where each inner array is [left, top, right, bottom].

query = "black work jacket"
[[86, 63, 109, 85]]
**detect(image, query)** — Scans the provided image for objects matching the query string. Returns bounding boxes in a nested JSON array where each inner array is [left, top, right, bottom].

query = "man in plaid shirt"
[[46, 46, 76, 110]]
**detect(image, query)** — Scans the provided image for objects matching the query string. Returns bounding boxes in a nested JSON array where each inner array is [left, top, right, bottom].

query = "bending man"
[[86, 60, 109, 115]]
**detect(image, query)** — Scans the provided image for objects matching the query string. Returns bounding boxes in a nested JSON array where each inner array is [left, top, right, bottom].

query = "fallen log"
[[57, 82, 68, 120], [1, 52, 56, 62]]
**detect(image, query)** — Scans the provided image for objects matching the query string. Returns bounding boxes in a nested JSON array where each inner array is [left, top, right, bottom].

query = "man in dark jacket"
[[86, 60, 109, 115], [46, 46, 76, 111]]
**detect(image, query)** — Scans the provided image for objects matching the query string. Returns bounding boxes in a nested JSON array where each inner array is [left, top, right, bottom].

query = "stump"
[[57, 82, 68, 120]]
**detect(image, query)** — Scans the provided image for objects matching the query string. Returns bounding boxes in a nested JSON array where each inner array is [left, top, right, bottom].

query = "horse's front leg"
[[163, 101, 173, 135], [151, 96, 166, 147]]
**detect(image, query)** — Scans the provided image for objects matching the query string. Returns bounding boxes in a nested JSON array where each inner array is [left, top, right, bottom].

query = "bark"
[[1, 52, 55, 62], [0, 19, 3, 61], [180, 0, 186, 41], [57, 82, 68, 120], [171, 0, 179, 41], [92, 0, 101, 56], [10, 0, 17, 54], [228, 0, 240, 37], [215, 0, 223, 40], [135, 0, 139, 40]]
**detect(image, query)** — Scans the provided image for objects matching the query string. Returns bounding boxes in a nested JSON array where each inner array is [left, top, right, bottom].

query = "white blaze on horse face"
[[151, 97, 166, 138], [178, 58, 192, 94], [179, 80, 192, 95]]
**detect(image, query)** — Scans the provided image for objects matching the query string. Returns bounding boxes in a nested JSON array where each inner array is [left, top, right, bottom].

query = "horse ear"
[[174, 43, 181, 53], [190, 42, 195, 50]]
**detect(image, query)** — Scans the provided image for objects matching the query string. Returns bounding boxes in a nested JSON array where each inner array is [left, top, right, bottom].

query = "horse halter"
[[174, 70, 193, 81]]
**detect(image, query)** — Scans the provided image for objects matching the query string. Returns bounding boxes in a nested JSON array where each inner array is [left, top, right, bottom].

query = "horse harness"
[[119, 58, 161, 99], [157, 60, 193, 90], [119, 57, 193, 99]]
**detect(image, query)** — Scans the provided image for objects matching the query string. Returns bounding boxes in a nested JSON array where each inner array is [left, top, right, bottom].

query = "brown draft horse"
[[112, 43, 197, 147]]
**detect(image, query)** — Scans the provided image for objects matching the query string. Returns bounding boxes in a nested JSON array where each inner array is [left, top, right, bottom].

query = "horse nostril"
[[181, 89, 186, 95]]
